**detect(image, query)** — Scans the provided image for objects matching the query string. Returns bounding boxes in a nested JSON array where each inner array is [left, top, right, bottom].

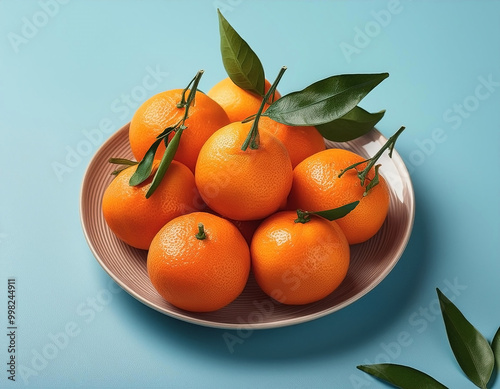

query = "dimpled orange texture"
[[207, 77, 281, 123], [147, 212, 250, 312], [102, 161, 200, 250], [251, 211, 350, 305], [287, 148, 390, 245], [129, 89, 230, 172], [195, 121, 293, 221], [258, 116, 326, 168]]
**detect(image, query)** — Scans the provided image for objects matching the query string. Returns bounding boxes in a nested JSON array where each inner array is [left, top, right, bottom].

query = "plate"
[[80, 123, 415, 329]]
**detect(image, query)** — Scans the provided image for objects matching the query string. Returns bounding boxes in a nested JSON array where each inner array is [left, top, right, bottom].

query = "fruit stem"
[[195, 223, 206, 240], [294, 209, 311, 224], [338, 126, 405, 194], [180, 70, 204, 123], [177, 70, 204, 109], [241, 66, 287, 151]]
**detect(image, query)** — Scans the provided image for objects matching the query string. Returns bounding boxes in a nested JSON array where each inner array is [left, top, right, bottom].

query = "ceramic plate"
[[80, 123, 415, 329]]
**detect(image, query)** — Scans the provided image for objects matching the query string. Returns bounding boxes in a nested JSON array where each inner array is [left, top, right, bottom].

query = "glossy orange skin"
[[207, 78, 281, 123], [251, 211, 350, 305], [287, 148, 390, 245], [147, 212, 251, 312], [102, 161, 200, 250], [129, 89, 230, 172], [195, 121, 293, 221], [258, 116, 326, 168]]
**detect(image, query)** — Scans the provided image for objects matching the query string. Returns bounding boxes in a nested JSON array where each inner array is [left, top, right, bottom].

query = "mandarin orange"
[[102, 160, 200, 250], [129, 89, 230, 172], [207, 77, 281, 123], [287, 148, 390, 244], [251, 211, 350, 305], [195, 121, 293, 221], [147, 212, 250, 312]]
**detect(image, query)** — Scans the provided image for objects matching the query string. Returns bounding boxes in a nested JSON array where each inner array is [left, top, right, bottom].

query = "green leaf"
[[217, 9, 265, 97], [357, 364, 448, 389], [108, 158, 138, 176], [111, 166, 131, 176], [492, 327, 500, 370], [437, 288, 495, 389], [156, 126, 176, 142], [309, 201, 359, 221], [129, 138, 162, 186], [263, 73, 389, 126], [316, 106, 385, 142], [145, 127, 184, 199], [108, 158, 138, 166]]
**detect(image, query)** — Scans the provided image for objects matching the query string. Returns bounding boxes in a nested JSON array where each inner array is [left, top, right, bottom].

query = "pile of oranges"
[[101, 75, 391, 313]]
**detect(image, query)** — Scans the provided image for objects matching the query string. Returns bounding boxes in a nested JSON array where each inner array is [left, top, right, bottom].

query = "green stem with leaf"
[[241, 66, 287, 151], [111, 70, 204, 198], [294, 201, 360, 224], [338, 126, 405, 196]]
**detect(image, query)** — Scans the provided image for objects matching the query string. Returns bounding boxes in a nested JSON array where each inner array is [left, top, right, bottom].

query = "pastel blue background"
[[1, 0, 499, 388]]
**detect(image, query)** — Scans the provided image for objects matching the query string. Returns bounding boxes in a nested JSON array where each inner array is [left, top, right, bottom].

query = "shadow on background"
[[95, 183, 435, 366]]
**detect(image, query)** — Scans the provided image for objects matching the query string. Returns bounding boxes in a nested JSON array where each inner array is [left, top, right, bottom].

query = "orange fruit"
[[287, 148, 390, 245], [207, 77, 281, 123], [195, 121, 293, 221], [258, 116, 326, 168], [147, 212, 250, 312], [102, 160, 200, 250], [129, 89, 230, 172], [251, 211, 350, 305]]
